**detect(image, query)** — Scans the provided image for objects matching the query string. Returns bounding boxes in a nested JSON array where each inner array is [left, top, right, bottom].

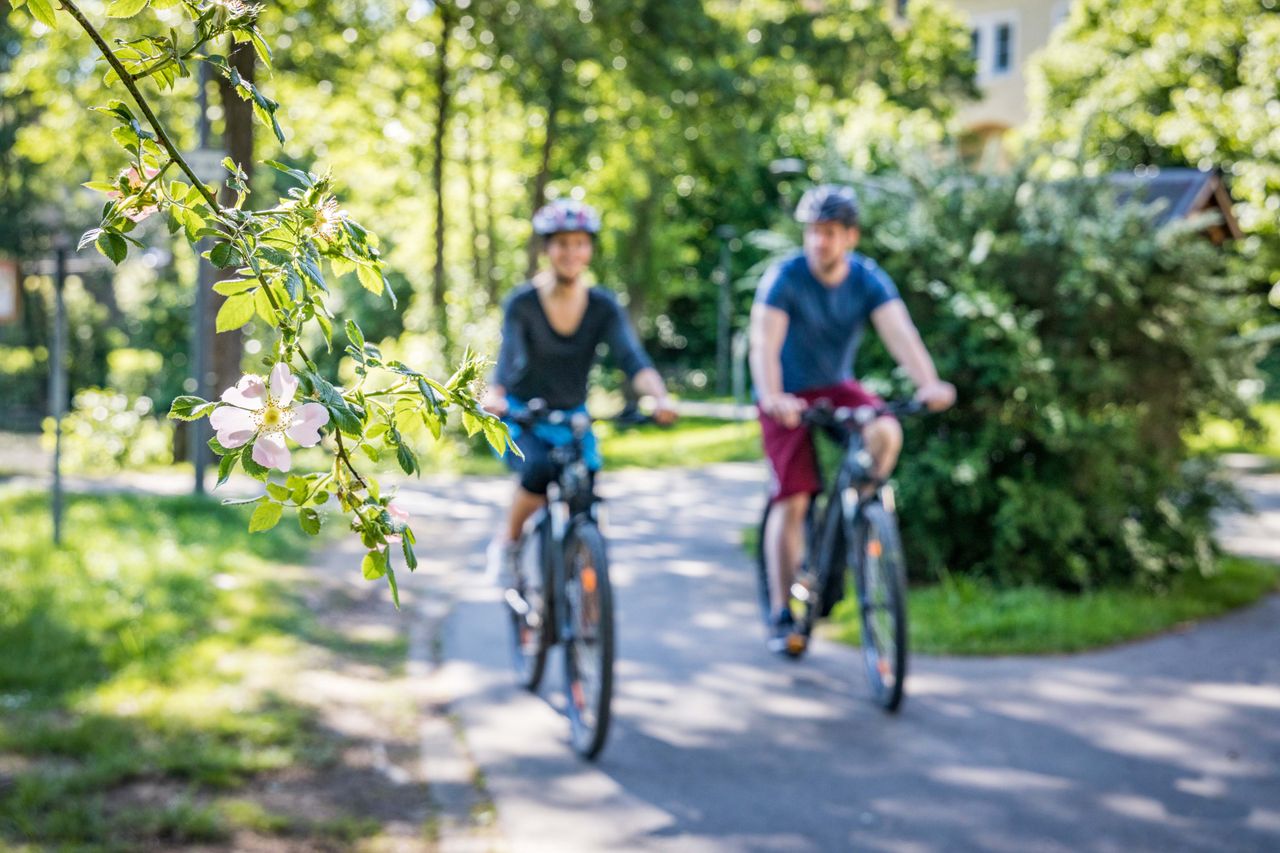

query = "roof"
[[1106, 167, 1243, 241]]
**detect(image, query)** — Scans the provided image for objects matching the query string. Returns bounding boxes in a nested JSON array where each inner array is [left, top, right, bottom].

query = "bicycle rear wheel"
[[507, 522, 550, 691], [562, 520, 614, 760], [851, 500, 908, 713]]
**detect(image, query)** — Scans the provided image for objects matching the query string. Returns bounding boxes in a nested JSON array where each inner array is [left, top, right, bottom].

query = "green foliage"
[[1026, 0, 1280, 366], [43, 387, 174, 472], [814, 155, 1260, 589]]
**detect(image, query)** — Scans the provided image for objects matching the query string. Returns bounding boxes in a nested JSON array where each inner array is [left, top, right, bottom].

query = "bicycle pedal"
[[786, 633, 808, 656]]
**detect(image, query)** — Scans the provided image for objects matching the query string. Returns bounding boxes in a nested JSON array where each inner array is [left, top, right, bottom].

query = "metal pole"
[[189, 63, 214, 495], [714, 225, 736, 398], [50, 242, 67, 545]]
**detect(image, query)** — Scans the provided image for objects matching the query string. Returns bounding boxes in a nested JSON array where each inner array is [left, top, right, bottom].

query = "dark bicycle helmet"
[[794, 184, 859, 228], [532, 198, 602, 237]]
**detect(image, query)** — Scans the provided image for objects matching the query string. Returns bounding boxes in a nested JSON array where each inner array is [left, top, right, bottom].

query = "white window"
[[969, 11, 1018, 82]]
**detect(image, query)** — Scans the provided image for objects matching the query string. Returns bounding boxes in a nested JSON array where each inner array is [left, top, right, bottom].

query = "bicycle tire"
[[561, 520, 614, 760], [507, 520, 550, 692], [755, 498, 821, 629], [851, 500, 908, 713]]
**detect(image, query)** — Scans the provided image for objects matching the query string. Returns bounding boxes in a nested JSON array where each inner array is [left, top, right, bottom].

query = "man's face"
[[803, 220, 859, 276], [546, 231, 594, 282]]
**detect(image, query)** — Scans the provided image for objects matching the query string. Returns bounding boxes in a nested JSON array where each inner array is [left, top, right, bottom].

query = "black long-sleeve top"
[[492, 283, 653, 410]]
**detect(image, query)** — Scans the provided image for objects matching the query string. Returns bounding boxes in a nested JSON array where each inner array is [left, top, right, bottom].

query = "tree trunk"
[[212, 39, 254, 394], [462, 112, 484, 293], [432, 3, 455, 356], [481, 81, 499, 304], [524, 79, 561, 280]]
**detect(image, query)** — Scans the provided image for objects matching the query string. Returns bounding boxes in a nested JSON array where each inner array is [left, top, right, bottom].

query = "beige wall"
[[943, 0, 1071, 132]]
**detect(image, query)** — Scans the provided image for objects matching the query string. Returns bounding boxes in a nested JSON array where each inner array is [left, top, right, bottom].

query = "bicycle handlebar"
[[800, 398, 926, 429]]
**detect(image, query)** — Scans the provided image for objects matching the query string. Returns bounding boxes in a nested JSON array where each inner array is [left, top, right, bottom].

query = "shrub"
[[44, 388, 173, 473], [824, 160, 1258, 589]]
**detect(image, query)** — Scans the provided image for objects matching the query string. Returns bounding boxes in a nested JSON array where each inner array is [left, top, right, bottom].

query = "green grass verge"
[[1189, 401, 1280, 460], [825, 556, 1278, 655], [0, 491, 387, 850], [597, 417, 762, 469]]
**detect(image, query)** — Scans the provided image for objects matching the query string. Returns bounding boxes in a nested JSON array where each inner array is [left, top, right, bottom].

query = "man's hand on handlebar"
[[760, 393, 806, 429], [914, 380, 956, 413]]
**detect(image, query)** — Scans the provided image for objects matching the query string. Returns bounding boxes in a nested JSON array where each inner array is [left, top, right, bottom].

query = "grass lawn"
[[0, 491, 412, 850], [824, 556, 1278, 655], [1189, 401, 1280, 460]]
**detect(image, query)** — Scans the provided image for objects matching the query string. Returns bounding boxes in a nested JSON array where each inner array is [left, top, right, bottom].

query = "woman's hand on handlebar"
[[481, 387, 509, 417], [652, 397, 679, 426]]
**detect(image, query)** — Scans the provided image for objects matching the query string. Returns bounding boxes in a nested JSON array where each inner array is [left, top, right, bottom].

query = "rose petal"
[[386, 534, 403, 544], [252, 432, 292, 472], [285, 402, 329, 447], [270, 363, 299, 408], [386, 500, 410, 523], [209, 406, 257, 449], [221, 374, 266, 409]]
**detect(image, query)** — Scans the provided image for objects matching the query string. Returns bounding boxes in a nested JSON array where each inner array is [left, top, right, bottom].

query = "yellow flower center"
[[252, 398, 294, 434]]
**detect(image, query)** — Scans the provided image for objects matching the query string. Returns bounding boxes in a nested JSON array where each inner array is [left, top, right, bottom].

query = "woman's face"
[[545, 231, 594, 283]]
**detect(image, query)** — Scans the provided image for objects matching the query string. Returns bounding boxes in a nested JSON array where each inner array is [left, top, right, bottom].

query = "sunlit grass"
[[1189, 402, 1280, 460], [0, 491, 390, 848], [825, 556, 1278, 655]]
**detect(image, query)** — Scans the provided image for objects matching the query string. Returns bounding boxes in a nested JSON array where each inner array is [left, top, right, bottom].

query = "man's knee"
[[775, 492, 810, 525], [865, 416, 903, 453]]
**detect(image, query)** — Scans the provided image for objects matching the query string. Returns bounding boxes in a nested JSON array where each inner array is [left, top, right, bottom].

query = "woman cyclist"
[[482, 198, 678, 582]]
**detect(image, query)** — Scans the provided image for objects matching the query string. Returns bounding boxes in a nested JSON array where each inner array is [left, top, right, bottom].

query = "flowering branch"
[[19, 0, 515, 606]]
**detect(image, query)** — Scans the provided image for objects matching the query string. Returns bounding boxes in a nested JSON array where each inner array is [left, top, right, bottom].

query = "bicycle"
[[755, 399, 924, 713], [502, 400, 648, 760]]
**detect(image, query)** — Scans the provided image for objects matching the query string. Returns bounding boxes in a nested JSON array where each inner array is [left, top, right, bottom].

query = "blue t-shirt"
[[755, 252, 900, 393]]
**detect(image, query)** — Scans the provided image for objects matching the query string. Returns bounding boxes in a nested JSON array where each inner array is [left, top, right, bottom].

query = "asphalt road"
[[392, 464, 1280, 853]]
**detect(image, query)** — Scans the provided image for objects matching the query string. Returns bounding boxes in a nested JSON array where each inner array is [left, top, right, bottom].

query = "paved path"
[[389, 464, 1280, 853]]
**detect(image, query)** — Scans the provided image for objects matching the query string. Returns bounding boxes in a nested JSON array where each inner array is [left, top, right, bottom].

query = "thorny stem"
[[61, 0, 223, 212]]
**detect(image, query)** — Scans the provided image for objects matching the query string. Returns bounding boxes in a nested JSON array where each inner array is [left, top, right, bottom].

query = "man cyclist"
[[749, 184, 955, 655], [482, 197, 677, 583]]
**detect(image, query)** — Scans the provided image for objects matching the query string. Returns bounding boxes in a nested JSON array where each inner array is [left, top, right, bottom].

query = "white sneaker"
[[484, 539, 519, 588]]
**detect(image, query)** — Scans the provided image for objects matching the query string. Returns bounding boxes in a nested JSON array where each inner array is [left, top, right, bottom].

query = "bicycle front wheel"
[[561, 520, 614, 760], [851, 500, 908, 713]]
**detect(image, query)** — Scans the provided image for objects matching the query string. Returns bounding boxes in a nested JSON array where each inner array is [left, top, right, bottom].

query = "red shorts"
[[759, 380, 887, 502]]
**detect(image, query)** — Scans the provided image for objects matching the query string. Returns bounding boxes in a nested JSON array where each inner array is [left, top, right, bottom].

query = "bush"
[[839, 160, 1259, 589], [43, 388, 173, 473]]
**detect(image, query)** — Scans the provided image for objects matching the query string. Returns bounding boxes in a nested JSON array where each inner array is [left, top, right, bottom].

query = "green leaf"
[[249, 501, 283, 533], [298, 507, 321, 536], [461, 411, 482, 437], [306, 371, 363, 436], [27, 0, 57, 28], [213, 278, 256, 296], [396, 443, 417, 476], [254, 287, 277, 323], [208, 436, 230, 456], [385, 564, 401, 609], [361, 550, 386, 581], [402, 537, 418, 571], [106, 0, 150, 18], [168, 395, 218, 421], [216, 292, 255, 332], [482, 418, 510, 455], [209, 241, 238, 268], [355, 263, 384, 296], [96, 231, 128, 265], [287, 475, 309, 504], [346, 319, 365, 350], [216, 449, 239, 487], [263, 160, 314, 188], [266, 482, 291, 502], [241, 443, 269, 480]]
